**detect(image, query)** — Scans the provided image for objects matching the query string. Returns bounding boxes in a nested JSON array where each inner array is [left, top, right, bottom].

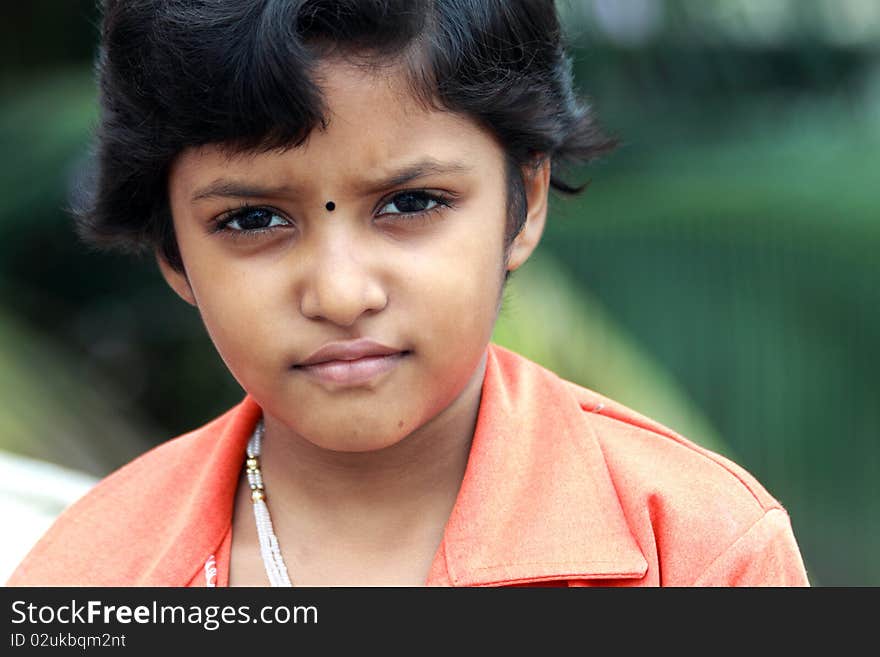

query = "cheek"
[[407, 224, 505, 354], [183, 254, 288, 382]]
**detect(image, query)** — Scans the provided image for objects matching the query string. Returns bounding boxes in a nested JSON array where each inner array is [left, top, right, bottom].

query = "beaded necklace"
[[245, 418, 293, 586]]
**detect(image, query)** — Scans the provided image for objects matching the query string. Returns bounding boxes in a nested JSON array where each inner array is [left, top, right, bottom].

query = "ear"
[[155, 252, 198, 307], [506, 156, 550, 272]]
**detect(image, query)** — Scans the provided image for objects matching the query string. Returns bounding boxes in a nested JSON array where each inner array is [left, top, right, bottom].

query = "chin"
[[307, 421, 412, 453], [315, 435, 407, 454]]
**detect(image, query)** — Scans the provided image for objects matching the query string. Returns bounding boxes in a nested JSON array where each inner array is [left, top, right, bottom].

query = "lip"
[[294, 339, 409, 386]]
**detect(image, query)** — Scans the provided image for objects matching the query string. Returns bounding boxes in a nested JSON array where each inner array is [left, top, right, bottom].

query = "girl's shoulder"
[[487, 343, 809, 585], [5, 399, 258, 586], [562, 376, 783, 511]]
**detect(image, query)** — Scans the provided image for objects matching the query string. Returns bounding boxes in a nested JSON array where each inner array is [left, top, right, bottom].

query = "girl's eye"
[[219, 207, 290, 232], [376, 191, 448, 217]]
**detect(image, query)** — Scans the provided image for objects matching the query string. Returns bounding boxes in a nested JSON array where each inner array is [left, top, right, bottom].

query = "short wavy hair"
[[78, 0, 616, 272]]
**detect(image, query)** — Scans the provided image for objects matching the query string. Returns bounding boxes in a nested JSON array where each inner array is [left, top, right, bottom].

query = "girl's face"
[[162, 60, 547, 452]]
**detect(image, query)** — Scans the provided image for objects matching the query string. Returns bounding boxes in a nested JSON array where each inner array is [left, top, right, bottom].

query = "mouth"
[[294, 351, 410, 386], [293, 339, 411, 387]]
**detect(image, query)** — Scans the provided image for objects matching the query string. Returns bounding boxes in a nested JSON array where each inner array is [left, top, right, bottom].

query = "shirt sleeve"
[[690, 507, 810, 586]]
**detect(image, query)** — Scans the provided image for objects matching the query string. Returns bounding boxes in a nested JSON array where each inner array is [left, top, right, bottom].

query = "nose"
[[299, 233, 388, 327]]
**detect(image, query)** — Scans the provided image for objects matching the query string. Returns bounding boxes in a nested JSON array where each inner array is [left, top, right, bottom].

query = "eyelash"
[[211, 190, 455, 239], [210, 205, 288, 240]]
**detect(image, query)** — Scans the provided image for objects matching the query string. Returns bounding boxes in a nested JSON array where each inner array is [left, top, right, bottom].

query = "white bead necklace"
[[245, 418, 293, 587]]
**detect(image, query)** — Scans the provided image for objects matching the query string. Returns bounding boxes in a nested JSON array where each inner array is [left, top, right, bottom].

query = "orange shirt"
[[7, 343, 809, 587]]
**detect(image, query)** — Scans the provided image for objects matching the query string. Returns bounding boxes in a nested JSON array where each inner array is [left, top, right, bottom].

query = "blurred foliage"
[[1, 1, 878, 586], [0, 310, 152, 477], [494, 253, 730, 457]]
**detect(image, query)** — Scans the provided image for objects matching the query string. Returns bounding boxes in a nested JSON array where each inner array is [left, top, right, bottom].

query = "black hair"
[[78, 0, 616, 272]]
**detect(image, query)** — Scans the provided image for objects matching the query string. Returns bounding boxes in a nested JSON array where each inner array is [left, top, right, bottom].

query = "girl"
[[8, 0, 808, 587]]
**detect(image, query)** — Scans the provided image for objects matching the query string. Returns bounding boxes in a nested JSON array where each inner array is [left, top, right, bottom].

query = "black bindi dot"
[[325, 201, 335, 211]]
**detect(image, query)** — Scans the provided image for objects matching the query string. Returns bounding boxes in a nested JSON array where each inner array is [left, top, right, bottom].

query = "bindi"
[[325, 201, 336, 211]]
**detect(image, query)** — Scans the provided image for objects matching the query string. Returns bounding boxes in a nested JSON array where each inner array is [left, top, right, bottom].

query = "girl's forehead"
[[311, 59, 464, 136], [172, 61, 499, 189]]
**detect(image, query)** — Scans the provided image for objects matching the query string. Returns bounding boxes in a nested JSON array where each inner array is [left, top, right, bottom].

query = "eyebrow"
[[190, 158, 474, 203], [358, 158, 474, 194], [190, 180, 295, 203]]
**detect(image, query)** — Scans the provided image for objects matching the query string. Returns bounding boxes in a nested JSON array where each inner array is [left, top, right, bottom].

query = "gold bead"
[[251, 489, 265, 502], [246, 457, 259, 471]]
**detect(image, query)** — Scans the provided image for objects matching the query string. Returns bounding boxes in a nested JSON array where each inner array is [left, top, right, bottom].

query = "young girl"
[[8, 0, 808, 587]]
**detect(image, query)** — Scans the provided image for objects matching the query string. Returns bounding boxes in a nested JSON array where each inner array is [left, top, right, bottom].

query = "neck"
[[257, 352, 486, 542]]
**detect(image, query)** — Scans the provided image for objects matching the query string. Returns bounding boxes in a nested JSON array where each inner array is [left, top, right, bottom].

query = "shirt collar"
[[429, 343, 647, 586], [139, 398, 260, 585]]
